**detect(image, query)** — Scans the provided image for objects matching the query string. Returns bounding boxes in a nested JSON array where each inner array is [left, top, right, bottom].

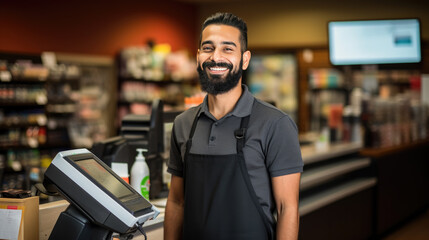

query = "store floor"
[[382, 209, 429, 240]]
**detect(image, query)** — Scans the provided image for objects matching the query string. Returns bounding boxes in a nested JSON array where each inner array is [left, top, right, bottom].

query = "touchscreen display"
[[76, 159, 133, 199]]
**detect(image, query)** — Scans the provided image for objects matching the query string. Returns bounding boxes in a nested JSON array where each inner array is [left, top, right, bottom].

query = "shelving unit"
[[0, 79, 70, 148], [307, 68, 350, 133], [0, 52, 115, 192], [246, 52, 299, 122], [116, 76, 199, 130], [116, 46, 201, 131], [118, 77, 199, 106], [300, 157, 371, 190], [0, 74, 73, 191]]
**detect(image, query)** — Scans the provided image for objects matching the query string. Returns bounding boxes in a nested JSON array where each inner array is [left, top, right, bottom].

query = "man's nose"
[[210, 48, 223, 62]]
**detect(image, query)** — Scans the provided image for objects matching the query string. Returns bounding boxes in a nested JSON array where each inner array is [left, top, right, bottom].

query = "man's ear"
[[242, 50, 251, 70], [196, 49, 200, 65]]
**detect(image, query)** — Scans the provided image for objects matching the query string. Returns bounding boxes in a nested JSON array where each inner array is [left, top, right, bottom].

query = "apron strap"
[[234, 104, 275, 239], [185, 106, 201, 156], [183, 105, 201, 181], [234, 114, 250, 153]]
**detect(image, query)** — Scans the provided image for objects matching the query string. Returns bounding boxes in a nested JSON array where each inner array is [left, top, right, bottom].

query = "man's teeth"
[[210, 67, 227, 71]]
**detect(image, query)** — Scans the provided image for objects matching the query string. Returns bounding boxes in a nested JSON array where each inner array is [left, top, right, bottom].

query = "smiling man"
[[164, 13, 303, 240]]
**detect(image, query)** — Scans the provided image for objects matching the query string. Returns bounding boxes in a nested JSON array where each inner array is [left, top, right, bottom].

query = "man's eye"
[[224, 48, 233, 52], [202, 46, 213, 51]]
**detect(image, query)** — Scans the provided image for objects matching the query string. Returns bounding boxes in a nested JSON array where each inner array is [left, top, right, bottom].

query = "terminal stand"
[[49, 205, 113, 240]]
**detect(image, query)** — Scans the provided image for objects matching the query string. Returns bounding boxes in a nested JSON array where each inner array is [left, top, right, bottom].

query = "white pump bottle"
[[131, 148, 150, 200]]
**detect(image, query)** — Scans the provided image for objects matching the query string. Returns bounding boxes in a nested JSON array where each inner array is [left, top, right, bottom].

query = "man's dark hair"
[[199, 12, 248, 52]]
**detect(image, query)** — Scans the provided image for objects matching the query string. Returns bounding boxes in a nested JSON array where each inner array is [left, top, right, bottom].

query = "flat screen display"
[[328, 19, 421, 65], [76, 159, 133, 199]]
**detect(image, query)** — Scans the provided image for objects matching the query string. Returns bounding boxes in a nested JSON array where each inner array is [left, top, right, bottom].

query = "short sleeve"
[[265, 115, 303, 177], [167, 124, 184, 177]]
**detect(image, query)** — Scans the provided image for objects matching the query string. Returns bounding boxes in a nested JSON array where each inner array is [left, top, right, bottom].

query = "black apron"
[[183, 107, 274, 240]]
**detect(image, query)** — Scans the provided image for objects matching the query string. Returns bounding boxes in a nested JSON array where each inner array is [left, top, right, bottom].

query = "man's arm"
[[164, 175, 185, 240], [272, 172, 301, 240]]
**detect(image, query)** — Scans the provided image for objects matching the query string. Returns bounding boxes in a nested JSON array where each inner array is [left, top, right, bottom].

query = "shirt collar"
[[199, 84, 254, 120]]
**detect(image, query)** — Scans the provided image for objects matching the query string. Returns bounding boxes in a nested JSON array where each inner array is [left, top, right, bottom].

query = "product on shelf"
[[1, 52, 115, 191], [361, 94, 428, 149], [309, 68, 345, 89], [119, 43, 197, 82], [308, 65, 429, 148], [116, 44, 201, 131], [247, 54, 298, 121]]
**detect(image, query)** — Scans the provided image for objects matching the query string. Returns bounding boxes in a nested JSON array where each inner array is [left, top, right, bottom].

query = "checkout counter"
[[37, 139, 429, 239], [38, 141, 377, 240], [299, 141, 375, 239], [39, 198, 165, 240]]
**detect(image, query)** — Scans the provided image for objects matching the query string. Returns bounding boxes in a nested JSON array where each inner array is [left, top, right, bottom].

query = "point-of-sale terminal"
[[43, 148, 159, 240]]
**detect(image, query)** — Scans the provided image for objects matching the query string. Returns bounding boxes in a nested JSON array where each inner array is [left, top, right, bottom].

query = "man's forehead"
[[201, 24, 241, 45]]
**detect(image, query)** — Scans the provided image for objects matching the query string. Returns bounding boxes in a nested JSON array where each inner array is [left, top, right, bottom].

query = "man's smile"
[[202, 61, 233, 76], [208, 66, 229, 75]]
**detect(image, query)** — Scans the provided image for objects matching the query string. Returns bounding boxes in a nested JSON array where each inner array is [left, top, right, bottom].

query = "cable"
[[136, 223, 147, 240], [34, 183, 60, 196]]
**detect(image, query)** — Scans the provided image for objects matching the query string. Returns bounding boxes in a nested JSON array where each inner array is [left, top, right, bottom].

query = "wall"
[[3, 1, 427, 56], [0, 1, 198, 56], [196, 0, 429, 48]]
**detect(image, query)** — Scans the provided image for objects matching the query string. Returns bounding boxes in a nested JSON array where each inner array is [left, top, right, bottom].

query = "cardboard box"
[[0, 196, 39, 240]]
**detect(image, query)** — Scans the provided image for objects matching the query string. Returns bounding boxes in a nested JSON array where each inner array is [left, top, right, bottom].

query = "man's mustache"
[[202, 61, 233, 70]]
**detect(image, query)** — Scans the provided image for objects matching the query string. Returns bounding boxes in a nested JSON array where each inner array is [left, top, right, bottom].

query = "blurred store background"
[[1, 0, 428, 239]]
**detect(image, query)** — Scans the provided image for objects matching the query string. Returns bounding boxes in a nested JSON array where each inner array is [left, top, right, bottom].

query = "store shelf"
[[0, 123, 45, 129], [360, 138, 429, 158], [120, 76, 197, 85], [310, 87, 349, 91], [1, 76, 80, 83], [301, 142, 363, 165], [118, 99, 181, 107], [0, 143, 70, 151], [0, 101, 46, 107], [1, 77, 47, 83], [300, 157, 371, 191], [2, 168, 26, 174], [299, 177, 377, 216], [1, 52, 116, 191]]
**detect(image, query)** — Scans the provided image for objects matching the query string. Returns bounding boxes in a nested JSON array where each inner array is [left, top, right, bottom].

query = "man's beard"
[[197, 58, 243, 95]]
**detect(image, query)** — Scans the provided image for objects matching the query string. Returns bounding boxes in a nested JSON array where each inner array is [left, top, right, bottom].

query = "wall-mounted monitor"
[[328, 19, 421, 65]]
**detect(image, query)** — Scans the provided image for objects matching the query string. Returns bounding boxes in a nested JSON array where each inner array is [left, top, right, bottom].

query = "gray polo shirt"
[[167, 84, 303, 223]]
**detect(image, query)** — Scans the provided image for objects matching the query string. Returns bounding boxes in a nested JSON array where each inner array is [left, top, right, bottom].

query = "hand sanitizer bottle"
[[131, 148, 150, 200]]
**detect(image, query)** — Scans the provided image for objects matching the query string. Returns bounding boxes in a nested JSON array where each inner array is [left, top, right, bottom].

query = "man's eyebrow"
[[221, 41, 237, 47], [201, 40, 237, 47], [201, 40, 213, 46]]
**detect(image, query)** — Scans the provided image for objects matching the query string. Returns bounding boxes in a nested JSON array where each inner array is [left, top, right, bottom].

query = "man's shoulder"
[[174, 105, 201, 124], [251, 98, 298, 130], [172, 105, 201, 138], [253, 99, 288, 120]]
